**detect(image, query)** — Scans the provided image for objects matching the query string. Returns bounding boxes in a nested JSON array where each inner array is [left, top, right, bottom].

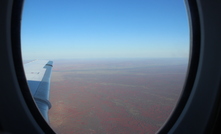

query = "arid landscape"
[[48, 58, 188, 134]]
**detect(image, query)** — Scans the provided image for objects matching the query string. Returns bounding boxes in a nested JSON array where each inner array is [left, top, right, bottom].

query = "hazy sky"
[[21, 0, 189, 60]]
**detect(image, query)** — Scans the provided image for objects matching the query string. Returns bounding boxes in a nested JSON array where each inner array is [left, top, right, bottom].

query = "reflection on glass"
[[21, 0, 189, 133]]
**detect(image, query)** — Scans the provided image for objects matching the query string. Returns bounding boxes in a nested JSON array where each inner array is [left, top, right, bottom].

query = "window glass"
[[21, 0, 189, 133]]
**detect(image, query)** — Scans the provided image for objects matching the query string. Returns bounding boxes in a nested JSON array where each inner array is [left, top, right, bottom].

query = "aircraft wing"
[[23, 60, 53, 122]]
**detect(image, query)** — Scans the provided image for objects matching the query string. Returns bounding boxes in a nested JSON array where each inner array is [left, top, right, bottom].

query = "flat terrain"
[[48, 58, 187, 134]]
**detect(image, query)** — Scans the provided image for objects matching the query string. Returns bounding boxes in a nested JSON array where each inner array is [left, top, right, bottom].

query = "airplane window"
[[21, 0, 189, 133]]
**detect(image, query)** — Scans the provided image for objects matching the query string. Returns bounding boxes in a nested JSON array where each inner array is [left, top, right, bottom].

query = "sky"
[[21, 0, 189, 60]]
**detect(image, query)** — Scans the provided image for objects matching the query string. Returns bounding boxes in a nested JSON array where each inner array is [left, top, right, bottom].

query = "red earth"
[[48, 58, 187, 134]]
